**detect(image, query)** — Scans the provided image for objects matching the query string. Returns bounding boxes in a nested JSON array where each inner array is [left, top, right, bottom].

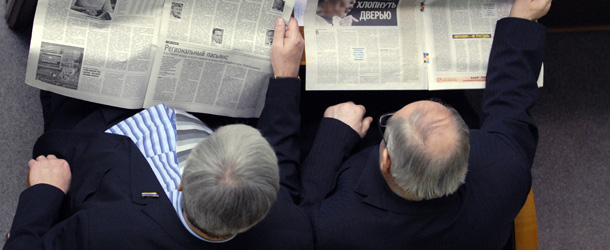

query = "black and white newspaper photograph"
[[35, 42, 84, 89], [70, 0, 116, 20]]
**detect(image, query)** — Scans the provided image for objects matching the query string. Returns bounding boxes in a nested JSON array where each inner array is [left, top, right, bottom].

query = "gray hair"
[[385, 105, 470, 200], [181, 124, 279, 238]]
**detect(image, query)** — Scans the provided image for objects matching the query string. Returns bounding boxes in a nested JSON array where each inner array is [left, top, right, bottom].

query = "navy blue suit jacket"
[[300, 18, 545, 250], [5, 78, 313, 250]]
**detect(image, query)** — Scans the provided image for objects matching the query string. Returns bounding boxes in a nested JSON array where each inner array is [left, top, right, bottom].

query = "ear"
[[178, 181, 183, 191], [379, 147, 392, 174]]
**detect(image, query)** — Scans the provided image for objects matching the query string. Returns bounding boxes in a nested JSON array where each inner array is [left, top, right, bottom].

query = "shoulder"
[[236, 191, 314, 249]]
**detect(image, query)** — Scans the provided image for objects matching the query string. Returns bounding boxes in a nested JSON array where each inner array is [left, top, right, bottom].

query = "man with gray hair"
[[180, 124, 280, 240], [6, 17, 310, 249], [380, 101, 470, 201], [300, 0, 552, 249]]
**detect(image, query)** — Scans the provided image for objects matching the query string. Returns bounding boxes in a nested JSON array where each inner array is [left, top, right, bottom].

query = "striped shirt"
[[105, 104, 232, 243], [174, 109, 213, 174]]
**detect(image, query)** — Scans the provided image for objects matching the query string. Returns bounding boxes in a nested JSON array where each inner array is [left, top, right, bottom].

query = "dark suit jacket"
[[5, 78, 313, 250], [300, 18, 545, 250]]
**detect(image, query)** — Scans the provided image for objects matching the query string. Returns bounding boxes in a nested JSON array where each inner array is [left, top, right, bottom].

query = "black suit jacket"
[[300, 18, 545, 250], [5, 78, 313, 250]]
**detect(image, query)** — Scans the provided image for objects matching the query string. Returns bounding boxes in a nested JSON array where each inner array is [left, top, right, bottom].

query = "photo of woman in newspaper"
[[70, 0, 115, 20], [316, 0, 358, 26], [316, 0, 399, 27]]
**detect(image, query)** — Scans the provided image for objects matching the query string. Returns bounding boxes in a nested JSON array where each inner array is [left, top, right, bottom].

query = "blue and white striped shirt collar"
[[105, 104, 233, 243]]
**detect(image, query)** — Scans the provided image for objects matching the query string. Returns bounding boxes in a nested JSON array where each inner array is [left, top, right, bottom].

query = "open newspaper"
[[25, 0, 293, 117], [303, 0, 542, 90]]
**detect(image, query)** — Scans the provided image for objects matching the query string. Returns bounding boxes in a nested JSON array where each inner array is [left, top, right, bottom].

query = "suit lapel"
[[73, 106, 141, 132], [128, 142, 164, 205], [127, 137, 205, 247]]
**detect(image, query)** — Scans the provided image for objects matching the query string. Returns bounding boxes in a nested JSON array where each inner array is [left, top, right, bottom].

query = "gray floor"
[[531, 30, 610, 249], [1, 1, 44, 248], [1, 1, 609, 249]]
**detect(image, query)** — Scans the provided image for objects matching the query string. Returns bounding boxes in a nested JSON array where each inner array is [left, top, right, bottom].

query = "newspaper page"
[[424, 0, 543, 90], [304, 0, 427, 90], [25, 0, 164, 108], [424, 0, 517, 90], [143, 0, 293, 117]]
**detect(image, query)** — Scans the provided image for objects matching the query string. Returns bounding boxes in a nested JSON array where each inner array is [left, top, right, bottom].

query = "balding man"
[[299, 0, 552, 249]]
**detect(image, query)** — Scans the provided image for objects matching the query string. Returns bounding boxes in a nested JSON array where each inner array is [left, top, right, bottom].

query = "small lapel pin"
[[141, 192, 159, 198]]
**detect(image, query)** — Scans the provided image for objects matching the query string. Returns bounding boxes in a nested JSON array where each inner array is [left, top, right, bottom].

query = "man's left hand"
[[28, 155, 71, 194]]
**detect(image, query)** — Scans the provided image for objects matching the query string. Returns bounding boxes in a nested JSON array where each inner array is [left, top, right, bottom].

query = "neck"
[[183, 211, 234, 242], [381, 170, 423, 201], [389, 183, 423, 201]]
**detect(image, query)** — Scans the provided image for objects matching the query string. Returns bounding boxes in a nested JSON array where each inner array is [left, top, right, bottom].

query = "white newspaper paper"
[[304, 0, 542, 91], [25, 0, 294, 117], [26, 0, 164, 108], [144, 0, 292, 117]]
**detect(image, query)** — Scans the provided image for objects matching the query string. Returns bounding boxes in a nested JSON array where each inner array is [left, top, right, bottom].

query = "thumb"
[[273, 18, 286, 47], [361, 116, 373, 137]]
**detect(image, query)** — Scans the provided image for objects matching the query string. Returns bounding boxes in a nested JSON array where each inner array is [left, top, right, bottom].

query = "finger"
[[28, 159, 37, 169], [361, 116, 373, 135], [324, 106, 334, 117], [273, 18, 286, 47], [351, 16, 359, 22], [356, 104, 366, 116], [286, 17, 300, 39], [47, 154, 57, 160], [36, 155, 46, 161], [544, 0, 552, 11]]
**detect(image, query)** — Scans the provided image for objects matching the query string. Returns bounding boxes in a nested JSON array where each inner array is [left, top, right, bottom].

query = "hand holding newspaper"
[[26, 0, 294, 118], [302, 0, 542, 91]]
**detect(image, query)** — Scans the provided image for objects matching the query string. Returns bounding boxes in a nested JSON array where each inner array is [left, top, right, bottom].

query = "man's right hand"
[[28, 155, 71, 194], [324, 102, 372, 138], [509, 0, 552, 21], [271, 17, 304, 78]]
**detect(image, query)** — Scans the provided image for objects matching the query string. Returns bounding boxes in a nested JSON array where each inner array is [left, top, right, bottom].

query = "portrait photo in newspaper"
[[272, 0, 285, 11], [35, 42, 84, 90], [170, 2, 183, 19], [70, 0, 116, 20], [212, 28, 224, 46], [265, 30, 274, 46]]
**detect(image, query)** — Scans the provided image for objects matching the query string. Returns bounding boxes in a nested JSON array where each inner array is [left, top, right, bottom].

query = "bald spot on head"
[[394, 101, 458, 163]]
